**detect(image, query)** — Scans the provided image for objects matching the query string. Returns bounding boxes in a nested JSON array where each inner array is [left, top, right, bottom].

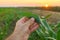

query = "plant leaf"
[[57, 28, 60, 40]]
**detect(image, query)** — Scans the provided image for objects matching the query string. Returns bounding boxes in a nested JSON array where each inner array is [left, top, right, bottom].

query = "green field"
[[0, 7, 41, 40], [0, 7, 60, 40]]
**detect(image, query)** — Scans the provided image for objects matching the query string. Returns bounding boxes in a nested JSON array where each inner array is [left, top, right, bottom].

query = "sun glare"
[[45, 4, 49, 8]]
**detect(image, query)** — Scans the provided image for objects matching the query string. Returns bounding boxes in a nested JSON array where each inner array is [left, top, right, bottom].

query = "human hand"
[[6, 17, 39, 40]]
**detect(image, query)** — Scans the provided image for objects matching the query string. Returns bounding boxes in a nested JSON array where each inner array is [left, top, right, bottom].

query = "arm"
[[6, 17, 39, 40]]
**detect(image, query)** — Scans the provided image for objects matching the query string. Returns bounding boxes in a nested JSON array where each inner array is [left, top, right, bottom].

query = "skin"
[[6, 17, 39, 40]]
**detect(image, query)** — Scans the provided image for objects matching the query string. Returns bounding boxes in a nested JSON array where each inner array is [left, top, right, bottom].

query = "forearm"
[[6, 32, 28, 40], [6, 33, 20, 40]]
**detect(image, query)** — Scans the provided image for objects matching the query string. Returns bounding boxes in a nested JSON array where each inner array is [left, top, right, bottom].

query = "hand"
[[6, 17, 39, 40]]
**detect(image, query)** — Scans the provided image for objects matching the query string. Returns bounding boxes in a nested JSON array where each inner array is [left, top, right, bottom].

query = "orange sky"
[[0, 0, 60, 7]]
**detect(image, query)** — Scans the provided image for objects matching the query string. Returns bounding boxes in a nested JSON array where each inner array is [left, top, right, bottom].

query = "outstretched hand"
[[6, 17, 39, 40]]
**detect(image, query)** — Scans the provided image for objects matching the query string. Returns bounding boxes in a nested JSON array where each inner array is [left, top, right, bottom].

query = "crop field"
[[0, 7, 60, 40]]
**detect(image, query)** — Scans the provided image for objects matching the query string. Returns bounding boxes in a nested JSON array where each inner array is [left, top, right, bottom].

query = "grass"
[[0, 7, 60, 40], [0, 8, 40, 40]]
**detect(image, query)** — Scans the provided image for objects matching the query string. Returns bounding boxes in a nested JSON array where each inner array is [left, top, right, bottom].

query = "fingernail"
[[31, 18, 35, 21]]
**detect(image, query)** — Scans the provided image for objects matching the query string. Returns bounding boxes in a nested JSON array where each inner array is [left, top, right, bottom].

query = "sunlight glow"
[[45, 4, 49, 8]]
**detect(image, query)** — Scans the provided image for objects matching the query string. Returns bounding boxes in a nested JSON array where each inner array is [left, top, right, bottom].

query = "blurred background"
[[0, 7, 60, 40], [0, 0, 60, 40]]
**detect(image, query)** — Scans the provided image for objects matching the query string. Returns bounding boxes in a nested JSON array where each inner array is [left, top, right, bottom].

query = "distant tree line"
[[0, 7, 60, 12], [25, 7, 60, 12], [37, 7, 60, 12]]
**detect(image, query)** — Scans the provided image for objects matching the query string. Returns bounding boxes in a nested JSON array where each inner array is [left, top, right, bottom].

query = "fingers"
[[17, 17, 28, 24], [29, 22, 39, 32], [19, 17, 28, 23], [16, 17, 39, 34], [24, 18, 35, 28]]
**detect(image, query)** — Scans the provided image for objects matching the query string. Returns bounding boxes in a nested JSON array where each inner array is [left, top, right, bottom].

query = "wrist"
[[12, 32, 29, 40]]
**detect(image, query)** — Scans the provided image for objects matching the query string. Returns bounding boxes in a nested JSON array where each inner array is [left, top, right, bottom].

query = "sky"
[[0, 0, 60, 7]]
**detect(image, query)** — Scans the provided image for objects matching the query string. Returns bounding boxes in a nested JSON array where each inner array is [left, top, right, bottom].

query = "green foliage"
[[0, 8, 59, 40], [56, 22, 60, 40], [57, 29, 60, 40], [45, 14, 52, 19], [19, 12, 57, 40]]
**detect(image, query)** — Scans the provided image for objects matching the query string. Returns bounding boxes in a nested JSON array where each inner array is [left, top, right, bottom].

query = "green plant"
[[0, 10, 59, 40], [18, 12, 57, 40]]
